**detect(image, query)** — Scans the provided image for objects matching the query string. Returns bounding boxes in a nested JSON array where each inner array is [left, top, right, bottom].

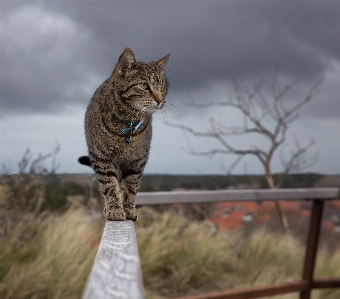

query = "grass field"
[[1, 205, 339, 299]]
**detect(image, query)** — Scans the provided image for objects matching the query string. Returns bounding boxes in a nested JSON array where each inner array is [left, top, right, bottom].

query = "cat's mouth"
[[154, 102, 164, 110], [144, 106, 161, 114], [134, 101, 163, 115], [149, 101, 164, 112]]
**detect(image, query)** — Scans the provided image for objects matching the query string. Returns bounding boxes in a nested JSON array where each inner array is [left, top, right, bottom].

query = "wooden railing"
[[82, 188, 340, 299]]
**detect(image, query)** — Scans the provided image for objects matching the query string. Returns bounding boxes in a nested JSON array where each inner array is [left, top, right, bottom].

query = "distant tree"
[[18, 143, 61, 175], [166, 73, 322, 229], [1, 143, 61, 215]]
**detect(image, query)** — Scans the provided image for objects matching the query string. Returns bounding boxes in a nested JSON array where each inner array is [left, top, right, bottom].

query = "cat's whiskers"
[[169, 102, 179, 109]]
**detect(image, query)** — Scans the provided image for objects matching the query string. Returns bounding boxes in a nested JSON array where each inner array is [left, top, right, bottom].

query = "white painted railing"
[[82, 188, 339, 299], [82, 221, 144, 299]]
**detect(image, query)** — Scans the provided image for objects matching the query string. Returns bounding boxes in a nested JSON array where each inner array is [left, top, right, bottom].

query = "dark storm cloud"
[[1, 1, 340, 115]]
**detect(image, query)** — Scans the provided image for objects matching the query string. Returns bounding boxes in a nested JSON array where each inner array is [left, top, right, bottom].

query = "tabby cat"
[[78, 48, 170, 221]]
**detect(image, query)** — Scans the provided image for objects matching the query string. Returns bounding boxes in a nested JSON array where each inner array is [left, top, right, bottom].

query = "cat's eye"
[[160, 85, 166, 92], [139, 83, 149, 90]]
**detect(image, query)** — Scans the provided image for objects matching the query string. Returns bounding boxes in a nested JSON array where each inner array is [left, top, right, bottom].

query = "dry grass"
[[136, 208, 236, 297], [0, 206, 339, 299], [136, 207, 340, 299], [0, 208, 103, 299]]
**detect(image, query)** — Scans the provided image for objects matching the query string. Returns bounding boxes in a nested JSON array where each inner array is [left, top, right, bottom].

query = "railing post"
[[300, 199, 325, 299]]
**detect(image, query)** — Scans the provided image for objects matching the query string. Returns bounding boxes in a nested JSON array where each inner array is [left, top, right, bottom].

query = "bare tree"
[[1, 143, 61, 214], [166, 74, 322, 229], [17, 143, 61, 175]]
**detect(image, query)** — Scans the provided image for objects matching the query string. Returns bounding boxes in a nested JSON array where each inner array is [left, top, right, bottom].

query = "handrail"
[[135, 187, 339, 205], [82, 188, 339, 299]]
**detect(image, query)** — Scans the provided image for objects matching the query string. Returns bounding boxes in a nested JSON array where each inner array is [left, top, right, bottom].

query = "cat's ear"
[[155, 53, 170, 70], [111, 48, 137, 80], [117, 48, 137, 70]]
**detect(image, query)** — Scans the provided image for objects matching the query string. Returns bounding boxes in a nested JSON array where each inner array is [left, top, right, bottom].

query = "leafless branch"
[[18, 148, 33, 174], [16, 143, 61, 175], [219, 155, 246, 175], [188, 101, 239, 109], [281, 78, 323, 123], [276, 137, 318, 189], [165, 120, 267, 165], [209, 118, 264, 137], [29, 143, 60, 175]]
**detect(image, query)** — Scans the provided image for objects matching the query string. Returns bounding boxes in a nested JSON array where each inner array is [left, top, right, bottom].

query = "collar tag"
[[113, 110, 145, 143]]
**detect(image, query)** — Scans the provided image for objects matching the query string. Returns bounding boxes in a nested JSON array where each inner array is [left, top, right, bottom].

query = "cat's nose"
[[153, 91, 163, 107]]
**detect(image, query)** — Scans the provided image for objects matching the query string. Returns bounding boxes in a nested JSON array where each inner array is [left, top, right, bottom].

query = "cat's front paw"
[[125, 207, 138, 221], [105, 208, 126, 221]]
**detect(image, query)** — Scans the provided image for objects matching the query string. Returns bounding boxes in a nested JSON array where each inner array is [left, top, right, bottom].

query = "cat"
[[78, 48, 170, 221]]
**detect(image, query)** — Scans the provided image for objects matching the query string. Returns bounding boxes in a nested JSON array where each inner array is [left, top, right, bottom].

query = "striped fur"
[[81, 48, 169, 220]]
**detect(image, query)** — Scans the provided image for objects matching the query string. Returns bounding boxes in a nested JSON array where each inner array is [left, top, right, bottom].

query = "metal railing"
[[82, 188, 339, 299]]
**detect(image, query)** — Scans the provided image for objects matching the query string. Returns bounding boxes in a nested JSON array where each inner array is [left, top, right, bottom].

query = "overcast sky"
[[1, 0, 340, 175]]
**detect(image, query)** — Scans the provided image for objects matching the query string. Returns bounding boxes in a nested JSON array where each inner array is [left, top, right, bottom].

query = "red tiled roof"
[[208, 199, 340, 231]]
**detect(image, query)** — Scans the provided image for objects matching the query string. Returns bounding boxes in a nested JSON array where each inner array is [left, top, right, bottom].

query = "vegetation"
[[0, 208, 339, 298], [0, 173, 339, 298], [0, 208, 103, 299], [137, 207, 340, 299]]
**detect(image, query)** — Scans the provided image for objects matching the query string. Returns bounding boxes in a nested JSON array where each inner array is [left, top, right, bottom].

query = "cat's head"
[[110, 48, 170, 116]]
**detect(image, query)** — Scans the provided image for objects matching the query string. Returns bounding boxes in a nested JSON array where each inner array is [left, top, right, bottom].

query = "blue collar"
[[113, 110, 144, 143]]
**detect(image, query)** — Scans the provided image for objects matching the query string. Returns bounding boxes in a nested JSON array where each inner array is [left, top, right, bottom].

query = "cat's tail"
[[78, 156, 92, 167]]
